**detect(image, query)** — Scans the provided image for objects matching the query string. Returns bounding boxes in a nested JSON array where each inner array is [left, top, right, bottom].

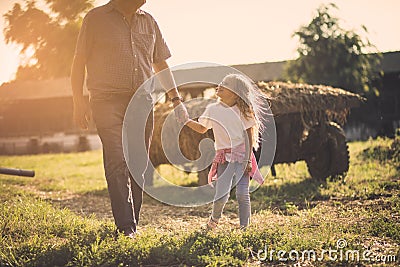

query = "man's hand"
[[174, 102, 189, 125], [73, 98, 91, 130]]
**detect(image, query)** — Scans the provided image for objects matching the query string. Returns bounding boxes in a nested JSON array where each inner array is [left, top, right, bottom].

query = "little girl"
[[185, 73, 267, 230]]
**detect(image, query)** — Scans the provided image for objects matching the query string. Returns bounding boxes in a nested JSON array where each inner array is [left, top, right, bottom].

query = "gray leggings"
[[211, 161, 251, 227]]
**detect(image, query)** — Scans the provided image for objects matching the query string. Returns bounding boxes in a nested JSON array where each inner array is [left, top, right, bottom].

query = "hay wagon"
[[149, 81, 364, 185], [256, 81, 364, 180]]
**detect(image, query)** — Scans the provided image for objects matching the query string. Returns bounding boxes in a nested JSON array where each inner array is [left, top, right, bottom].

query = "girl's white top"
[[198, 102, 256, 150]]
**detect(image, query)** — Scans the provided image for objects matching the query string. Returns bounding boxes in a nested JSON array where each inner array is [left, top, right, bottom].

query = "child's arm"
[[185, 119, 209, 134], [245, 127, 254, 173]]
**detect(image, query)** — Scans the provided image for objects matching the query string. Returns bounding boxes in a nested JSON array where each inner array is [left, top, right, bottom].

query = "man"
[[71, 0, 186, 238]]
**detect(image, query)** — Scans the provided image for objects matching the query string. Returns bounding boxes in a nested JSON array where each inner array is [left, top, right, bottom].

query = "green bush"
[[361, 136, 400, 168], [0, 196, 112, 267]]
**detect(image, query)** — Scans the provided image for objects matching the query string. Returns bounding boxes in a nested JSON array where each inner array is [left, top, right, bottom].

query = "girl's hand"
[[245, 161, 252, 173]]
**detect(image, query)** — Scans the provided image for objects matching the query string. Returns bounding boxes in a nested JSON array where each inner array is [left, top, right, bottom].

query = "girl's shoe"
[[207, 217, 219, 230]]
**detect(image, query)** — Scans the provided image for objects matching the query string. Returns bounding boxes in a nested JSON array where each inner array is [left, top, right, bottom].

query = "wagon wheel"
[[305, 122, 349, 180], [328, 122, 350, 179]]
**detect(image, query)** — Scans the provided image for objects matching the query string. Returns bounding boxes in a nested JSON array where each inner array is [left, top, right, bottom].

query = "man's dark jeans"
[[90, 92, 153, 232]]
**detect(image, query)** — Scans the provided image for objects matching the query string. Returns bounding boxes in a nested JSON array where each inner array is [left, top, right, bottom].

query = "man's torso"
[[77, 3, 170, 94]]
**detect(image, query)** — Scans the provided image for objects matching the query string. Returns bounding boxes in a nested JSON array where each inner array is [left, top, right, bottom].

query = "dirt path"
[[54, 192, 241, 231]]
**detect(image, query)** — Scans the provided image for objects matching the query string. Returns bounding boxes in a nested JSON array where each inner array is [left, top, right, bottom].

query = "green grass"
[[0, 151, 106, 193], [0, 137, 399, 266]]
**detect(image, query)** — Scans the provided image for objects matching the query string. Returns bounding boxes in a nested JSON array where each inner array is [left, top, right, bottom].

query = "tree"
[[3, 0, 93, 81], [284, 3, 382, 96]]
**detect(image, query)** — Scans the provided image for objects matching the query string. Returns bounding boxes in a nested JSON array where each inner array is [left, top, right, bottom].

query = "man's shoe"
[[115, 227, 136, 239], [124, 231, 136, 239]]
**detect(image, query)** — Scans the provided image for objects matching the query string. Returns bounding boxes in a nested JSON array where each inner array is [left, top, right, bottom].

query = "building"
[[0, 78, 98, 154], [0, 60, 286, 135]]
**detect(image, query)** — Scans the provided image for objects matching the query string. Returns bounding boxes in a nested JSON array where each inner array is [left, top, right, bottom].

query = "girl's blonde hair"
[[220, 73, 269, 150]]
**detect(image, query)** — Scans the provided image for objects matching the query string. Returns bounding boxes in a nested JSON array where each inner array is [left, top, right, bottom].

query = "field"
[[0, 137, 399, 266]]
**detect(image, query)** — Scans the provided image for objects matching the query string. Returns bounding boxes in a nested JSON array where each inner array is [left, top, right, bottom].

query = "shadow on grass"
[[47, 174, 332, 219], [251, 176, 330, 212], [49, 188, 113, 219]]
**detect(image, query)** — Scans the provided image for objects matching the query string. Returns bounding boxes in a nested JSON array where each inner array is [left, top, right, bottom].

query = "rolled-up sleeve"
[[242, 114, 256, 129], [74, 14, 93, 61], [152, 20, 171, 64]]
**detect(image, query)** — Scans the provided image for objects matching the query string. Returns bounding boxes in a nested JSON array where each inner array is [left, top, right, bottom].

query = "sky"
[[0, 0, 400, 85]]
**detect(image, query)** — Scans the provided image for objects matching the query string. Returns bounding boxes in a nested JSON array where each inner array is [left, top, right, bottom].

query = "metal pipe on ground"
[[0, 167, 35, 177]]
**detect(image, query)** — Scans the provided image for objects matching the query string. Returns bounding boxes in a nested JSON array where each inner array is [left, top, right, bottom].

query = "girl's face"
[[216, 83, 238, 105]]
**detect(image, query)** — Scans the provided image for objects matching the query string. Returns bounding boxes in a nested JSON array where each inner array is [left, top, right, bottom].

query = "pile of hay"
[[258, 81, 365, 125], [150, 99, 214, 168]]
